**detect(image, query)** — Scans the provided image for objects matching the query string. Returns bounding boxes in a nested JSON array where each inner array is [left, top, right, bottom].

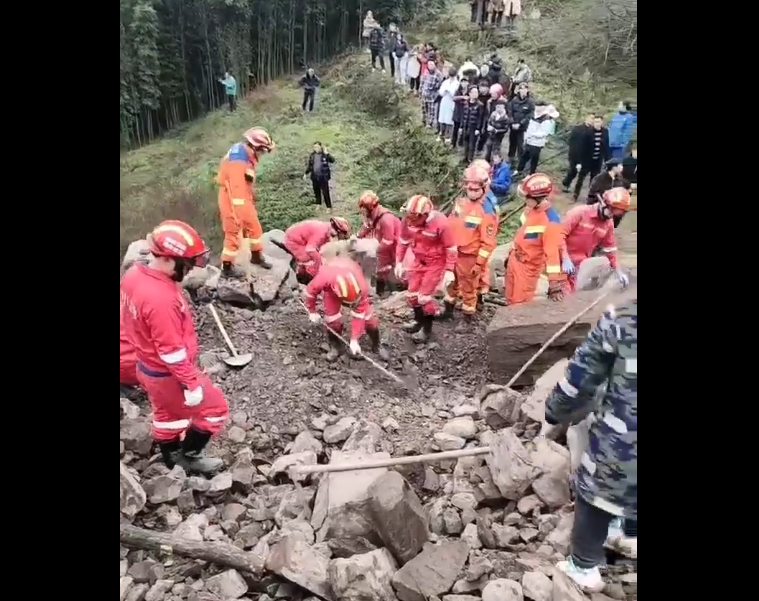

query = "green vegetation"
[[120, 0, 637, 257]]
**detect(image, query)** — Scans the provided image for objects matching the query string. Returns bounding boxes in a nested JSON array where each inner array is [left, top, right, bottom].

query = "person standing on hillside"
[[120, 220, 228, 475], [304, 142, 335, 211], [420, 60, 444, 128], [219, 72, 237, 112], [510, 58, 532, 98], [299, 68, 320, 112], [504, 0, 522, 29], [392, 33, 410, 85], [485, 99, 510, 162], [506, 83, 534, 165], [540, 300, 637, 593], [608, 101, 636, 160], [217, 127, 275, 275], [516, 102, 559, 176], [356, 191, 402, 296], [387, 24, 400, 79], [570, 115, 611, 201], [562, 114, 594, 194], [461, 86, 486, 163], [437, 67, 460, 143], [368, 24, 386, 72]]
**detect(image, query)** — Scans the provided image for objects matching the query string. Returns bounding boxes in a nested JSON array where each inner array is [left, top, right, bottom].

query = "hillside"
[[119, 0, 637, 257]]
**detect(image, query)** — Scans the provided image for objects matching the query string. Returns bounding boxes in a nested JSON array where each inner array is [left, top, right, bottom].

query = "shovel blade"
[[223, 354, 253, 368]]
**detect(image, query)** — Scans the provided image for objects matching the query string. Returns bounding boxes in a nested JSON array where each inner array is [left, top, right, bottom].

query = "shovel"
[[207, 303, 253, 368]]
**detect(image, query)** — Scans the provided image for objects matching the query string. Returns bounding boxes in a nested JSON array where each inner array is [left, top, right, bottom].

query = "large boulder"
[[485, 286, 635, 386]]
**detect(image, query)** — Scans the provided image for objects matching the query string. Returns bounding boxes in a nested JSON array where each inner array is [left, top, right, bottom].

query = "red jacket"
[[303, 257, 373, 340], [396, 212, 457, 271], [120, 264, 203, 389], [561, 205, 618, 269], [357, 207, 401, 269], [285, 220, 333, 267], [120, 304, 138, 386]]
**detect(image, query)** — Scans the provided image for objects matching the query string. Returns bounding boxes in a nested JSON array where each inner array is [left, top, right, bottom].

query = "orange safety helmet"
[[603, 187, 632, 212], [406, 194, 433, 216], [518, 173, 553, 199], [148, 220, 210, 267], [331, 271, 362, 305], [329, 216, 351, 238], [489, 83, 504, 97], [469, 159, 491, 172], [243, 127, 275, 152], [358, 190, 379, 212]]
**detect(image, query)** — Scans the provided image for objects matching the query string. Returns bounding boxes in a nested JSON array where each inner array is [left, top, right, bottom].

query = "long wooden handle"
[[292, 446, 491, 475], [505, 291, 611, 387], [208, 303, 240, 357]]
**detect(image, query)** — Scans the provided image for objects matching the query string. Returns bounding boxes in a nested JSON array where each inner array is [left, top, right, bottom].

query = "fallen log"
[[119, 522, 265, 575]]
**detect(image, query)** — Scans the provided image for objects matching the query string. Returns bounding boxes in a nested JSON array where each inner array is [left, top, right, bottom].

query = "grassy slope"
[[119, 1, 637, 257]]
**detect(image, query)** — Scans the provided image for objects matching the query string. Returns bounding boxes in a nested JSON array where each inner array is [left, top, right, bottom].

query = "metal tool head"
[[222, 353, 253, 368]]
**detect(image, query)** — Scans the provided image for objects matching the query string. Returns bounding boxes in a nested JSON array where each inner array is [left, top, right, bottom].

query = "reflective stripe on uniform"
[[350, 311, 365, 319], [602, 246, 617, 253], [335, 273, 360, 298], [153, 419, 190, 430], [525, 225, 546, 234], [222, 248, 237, 258], [478, 249, 490, 258], [232, 198, 246, 206], [324, 313, 342, 323], [546, 265, 561, 274], [160, 348, 187, 364]]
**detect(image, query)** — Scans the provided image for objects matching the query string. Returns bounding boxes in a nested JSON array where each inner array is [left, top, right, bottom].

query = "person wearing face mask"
[[283, 217, 352, 284], [504, 173, 565, 304], [560, 188, 631, 292], [217, 127, 275, 276], [120, 221, 228, 475], [442, 165, 498, 330], [356, 191, 402, 296], [395, 195, 458, 343]]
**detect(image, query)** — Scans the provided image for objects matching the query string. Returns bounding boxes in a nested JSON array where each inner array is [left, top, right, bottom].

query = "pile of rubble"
[[119, 363, 637, 601]]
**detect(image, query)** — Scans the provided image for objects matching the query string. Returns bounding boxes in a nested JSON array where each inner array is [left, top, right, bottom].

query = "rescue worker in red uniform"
[[395, 195, 458, 342], [120, 308, 138, 387], [505, 173, 566, 305], [303, 256, 389, 362], [217, 127, 275, 276], [444, 165, 499, 330], [283, 217, 351, 284], [356, 191, 402, 296], [561, 187, 632, 292], [120, 220, 229, 475]]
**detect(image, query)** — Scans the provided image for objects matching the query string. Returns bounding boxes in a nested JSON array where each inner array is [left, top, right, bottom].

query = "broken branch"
[[119, 522, 264, 575]]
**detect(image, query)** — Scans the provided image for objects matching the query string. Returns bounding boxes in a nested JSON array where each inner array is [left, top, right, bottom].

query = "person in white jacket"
[[437, 67, 459, 142], [515, 102, 559, 175]]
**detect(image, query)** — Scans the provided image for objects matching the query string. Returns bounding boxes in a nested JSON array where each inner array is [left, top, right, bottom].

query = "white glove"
[[309, 313, 322, 324], [394, 263, 405, 280], [575, 163, 582, 170], [474, 130, 480, 136], [616, 269, 629, 287], [534, 421, 557, 441], [349, 234, 358, 242], [349, 339, 362, 355], [487, 125, 495, 132], [442, 270, 455, 288], [183, 386, 204, 407]]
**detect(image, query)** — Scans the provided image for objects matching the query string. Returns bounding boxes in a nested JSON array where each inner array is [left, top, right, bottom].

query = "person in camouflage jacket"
[[541, 299, 637, 593]]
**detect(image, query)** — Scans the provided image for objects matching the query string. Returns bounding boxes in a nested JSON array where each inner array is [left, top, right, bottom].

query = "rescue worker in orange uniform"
[[561, 187, 631, 292], [303, 256, 389, 362], [444, 165, 498, 330], [356, 191, 402, 296], [217, 127, 275, 276], [469, 159, 501, 304], [120, 220, 229, 475], [395, 195, 458, 342], [283, 217, 352, 284], [505, 173, 566, 304]]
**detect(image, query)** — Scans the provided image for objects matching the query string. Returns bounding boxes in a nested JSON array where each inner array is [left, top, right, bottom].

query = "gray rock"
[[391, 540, 470, 601], [521, 571, 552, 601], [120, 462, 146, 519], [482, 579, 523, 601], [266, 535, 335, 600], [145, 580, 174, 601], [205, 569, 248, 599], [328, 548, 399, 601]]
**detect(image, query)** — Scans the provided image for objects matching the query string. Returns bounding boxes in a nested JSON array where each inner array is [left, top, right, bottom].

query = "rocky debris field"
[[120, 361, 637, 601]]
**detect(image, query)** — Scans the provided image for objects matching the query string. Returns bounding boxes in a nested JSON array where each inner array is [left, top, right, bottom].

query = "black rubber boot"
[[178, 428, 223, 475], [477, 293, 485, 311], [411, 314, 434, 343], [222, 261, 245, 278], [375, 280, 386, 297], [296, 272, 313, 285], [367, 327, 390, 361], [438, 300, 456, 321], [403, 306, 425, 333], [325, 331, 343, 362], [250, 251, 272, 270], [159, 439, 182, 469], [386, 281, 398, 294]]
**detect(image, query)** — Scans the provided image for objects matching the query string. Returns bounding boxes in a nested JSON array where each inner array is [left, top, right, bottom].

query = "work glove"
[[512, 123, 520, 130], [309, 313, 322, 325], [561, 258, 575, 275], [534, 421, 558, 442], [575, 163, 582, 171], [487, 125, 495, 132], [474, 130, 480, 136], [349, 339, 362, 356], [615, 269, 629, 288], [183, 386, 204, 407], [547, 281, 564, 302], [442, 270, 456, 288], [302, 173, 308, 181], [394, 263, 405, 280]]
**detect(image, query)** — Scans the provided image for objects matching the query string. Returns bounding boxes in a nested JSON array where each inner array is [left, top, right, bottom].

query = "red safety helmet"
[[148, 220, 210, 267], [358, 190, 379, 212], [518, 173, 553, 199], [469, 159, 491, 172], [329, 216, 351, 238], [243, 127, 275, 152], [489, 83, 504, 97], [406, 194, 433, 217], [331, 271, 362, 305], [603, 187, 632, 212]]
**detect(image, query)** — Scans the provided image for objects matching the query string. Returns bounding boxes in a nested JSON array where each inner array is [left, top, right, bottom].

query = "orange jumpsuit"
[[505, 202, 565, 305], [446, 196, 498, 314], [479, 191, 502, 295], [217, 143, 265, 263], [561, 205, 619, 292]]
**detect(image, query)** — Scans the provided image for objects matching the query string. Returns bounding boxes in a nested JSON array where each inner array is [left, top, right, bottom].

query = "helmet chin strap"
[[172, 258, 193, 282]]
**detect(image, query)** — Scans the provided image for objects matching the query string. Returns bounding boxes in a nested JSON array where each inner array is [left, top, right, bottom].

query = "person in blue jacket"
[[490, 152, 512, 205], [608, 102, 636, 160]]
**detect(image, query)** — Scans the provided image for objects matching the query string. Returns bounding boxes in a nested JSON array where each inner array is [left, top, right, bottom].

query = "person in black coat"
[[450, 76, 471, 148], [299, 68, 320, 112], [304, 142, 335, 211], [461, 86, 486, 163], [562, 114, 594, 193], [571, 115, 611, 201]]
